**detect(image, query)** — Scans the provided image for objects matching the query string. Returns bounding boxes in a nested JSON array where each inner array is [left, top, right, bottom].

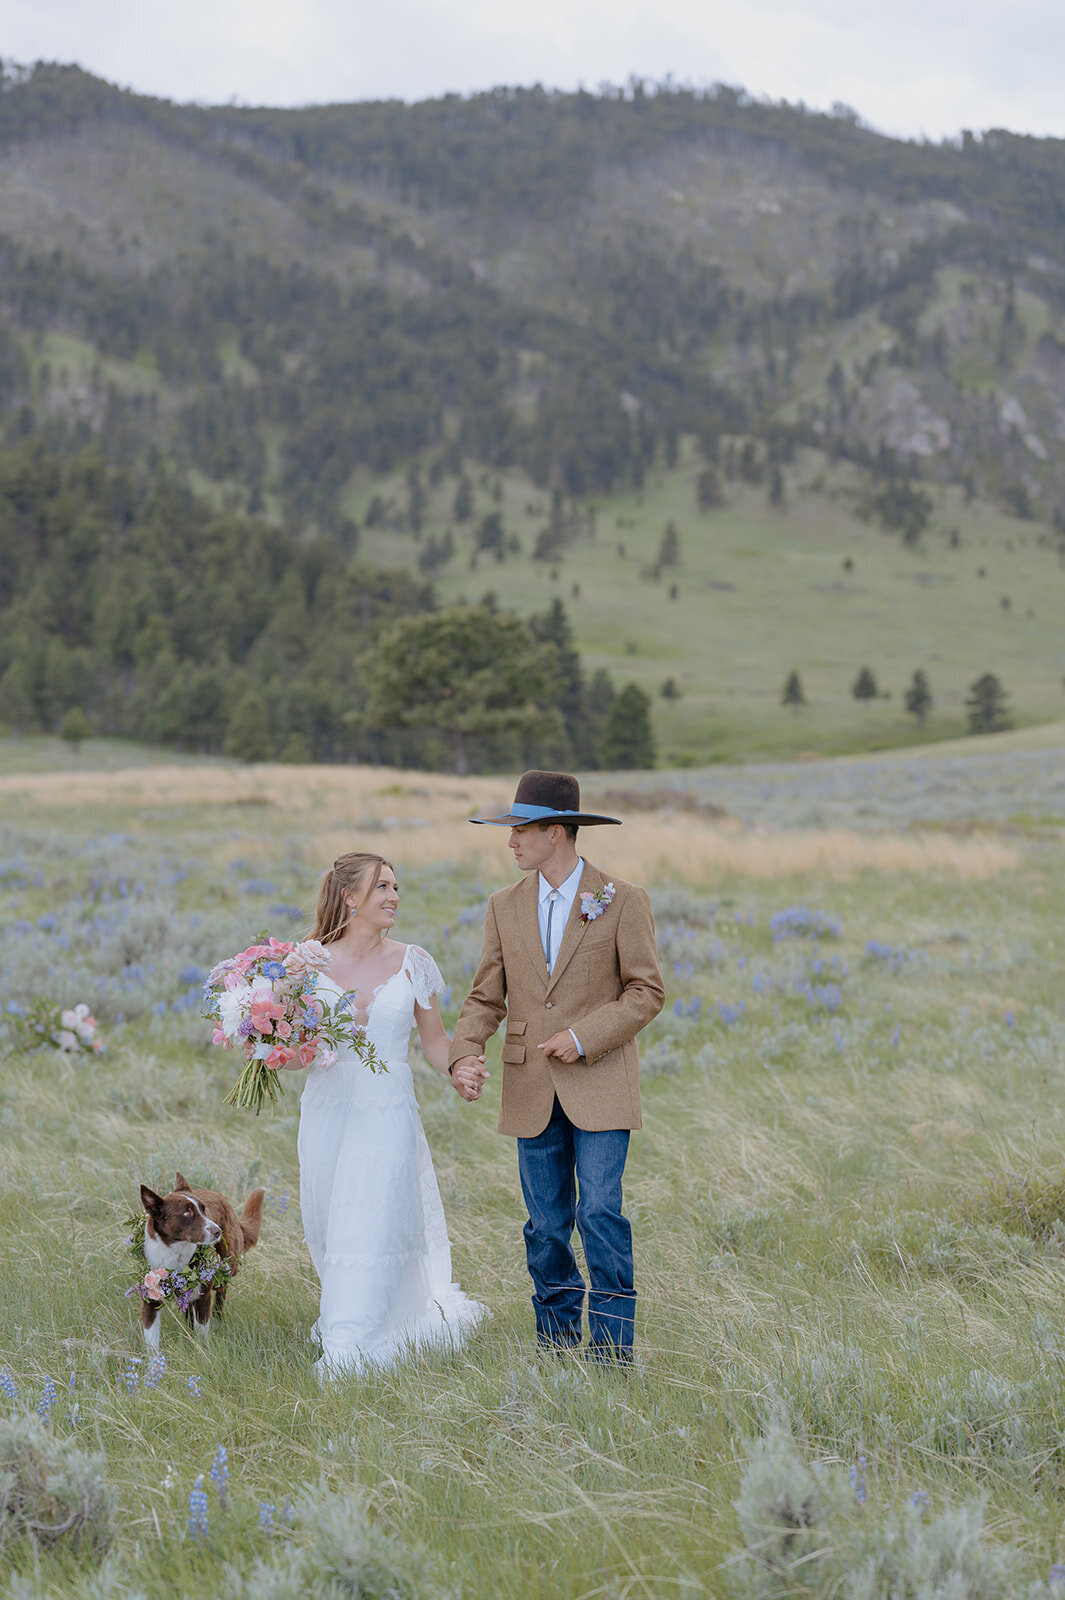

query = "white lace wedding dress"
[[298, 943, 488, 1380]]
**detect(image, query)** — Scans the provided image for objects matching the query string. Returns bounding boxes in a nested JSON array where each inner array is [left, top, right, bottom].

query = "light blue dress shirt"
[[538, 858, 586, 1057]]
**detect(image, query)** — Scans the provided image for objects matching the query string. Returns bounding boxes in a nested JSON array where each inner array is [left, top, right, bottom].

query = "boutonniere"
[[580, 882, 616, 923]]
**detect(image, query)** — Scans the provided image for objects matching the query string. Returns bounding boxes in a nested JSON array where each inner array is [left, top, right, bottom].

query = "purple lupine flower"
[[259, 1502, 275, 1533], [37, 1377, 57, 1420], [849, 1456, 867, 1505], [188, 1375, 202, 1399], [0, 1368, 17, 1401], [144, 1355, 167, 1389], [209, 1444, 230, 1509], [188, 1476, 209, 1540]]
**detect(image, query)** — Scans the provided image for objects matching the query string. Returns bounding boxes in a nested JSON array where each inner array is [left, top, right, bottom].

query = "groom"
[[450, 770, 664, 1361]]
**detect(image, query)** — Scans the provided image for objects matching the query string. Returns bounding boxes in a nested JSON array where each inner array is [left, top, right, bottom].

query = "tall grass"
[[1, 757, 1064, 1595]]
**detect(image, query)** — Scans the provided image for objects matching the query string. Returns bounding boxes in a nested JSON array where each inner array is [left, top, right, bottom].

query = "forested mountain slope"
[[1, 62, 1064, 762]]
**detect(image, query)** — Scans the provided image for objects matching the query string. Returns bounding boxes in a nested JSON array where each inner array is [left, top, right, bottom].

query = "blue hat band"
[[508, 802, 584, 821]]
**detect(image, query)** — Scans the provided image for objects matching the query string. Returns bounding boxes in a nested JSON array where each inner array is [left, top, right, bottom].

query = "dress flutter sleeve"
[[406, 945, 447, 1009]]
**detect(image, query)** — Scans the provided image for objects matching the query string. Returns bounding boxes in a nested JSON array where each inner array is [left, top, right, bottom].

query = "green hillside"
[[352, 444, 1065, 763], [2, 62, 1065, 762]]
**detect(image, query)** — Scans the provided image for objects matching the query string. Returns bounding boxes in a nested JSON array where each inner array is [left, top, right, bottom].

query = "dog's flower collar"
[[124, 1211, 232, 1314], [580, 882, 616, 923]]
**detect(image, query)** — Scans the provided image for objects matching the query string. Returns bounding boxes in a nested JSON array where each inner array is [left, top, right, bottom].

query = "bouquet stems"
[[222, 1056, 286, 1115]]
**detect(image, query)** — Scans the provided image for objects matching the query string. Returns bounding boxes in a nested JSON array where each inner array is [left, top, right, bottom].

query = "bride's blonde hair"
[[310, 852, 394, 945]]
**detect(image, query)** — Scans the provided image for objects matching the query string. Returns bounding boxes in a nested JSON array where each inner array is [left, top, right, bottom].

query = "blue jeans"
[[516, 1095, 635, 1354]]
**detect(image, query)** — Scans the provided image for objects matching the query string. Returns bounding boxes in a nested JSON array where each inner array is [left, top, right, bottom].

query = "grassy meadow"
[[350, 446, 1065, 767], [2, 740, 1065, 1595]]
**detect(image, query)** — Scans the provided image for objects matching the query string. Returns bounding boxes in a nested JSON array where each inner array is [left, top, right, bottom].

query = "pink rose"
[[265, 1045, 296, 1070], [296, 1040, 319, 1069], [285, 940, 332, 976], [142, 1268, 169, 1302], [206, 957, 238, 986]]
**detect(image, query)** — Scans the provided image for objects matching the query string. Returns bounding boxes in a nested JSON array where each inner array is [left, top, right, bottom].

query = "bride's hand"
[[451, 1056, 488, 1102]]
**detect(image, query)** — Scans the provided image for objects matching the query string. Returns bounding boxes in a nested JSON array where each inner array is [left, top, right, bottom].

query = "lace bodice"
[[312, 943, 445, 1068]]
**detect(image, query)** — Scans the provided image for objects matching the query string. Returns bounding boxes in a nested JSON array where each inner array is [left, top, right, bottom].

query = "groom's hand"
[[537, 1031, 580, 1065], [451, 1055, 488, 1101]]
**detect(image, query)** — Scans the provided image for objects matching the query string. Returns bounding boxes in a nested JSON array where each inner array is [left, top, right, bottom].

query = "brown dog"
[[137, 1170, 265, 1349]]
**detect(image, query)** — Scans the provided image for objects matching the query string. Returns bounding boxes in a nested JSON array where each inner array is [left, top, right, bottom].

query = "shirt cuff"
[[569, 1029, 584, 1057]]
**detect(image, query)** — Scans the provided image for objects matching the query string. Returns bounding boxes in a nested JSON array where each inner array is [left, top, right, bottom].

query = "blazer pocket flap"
[[508, 1021, 527, 1034], [501, 1040, 527, 1064]]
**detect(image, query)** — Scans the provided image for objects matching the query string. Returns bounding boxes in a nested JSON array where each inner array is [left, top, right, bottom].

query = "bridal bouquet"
[[204, 935, 382, 1114]]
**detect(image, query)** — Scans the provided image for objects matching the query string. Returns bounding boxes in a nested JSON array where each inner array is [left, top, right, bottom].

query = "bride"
[[296, 850, 488, 1379]]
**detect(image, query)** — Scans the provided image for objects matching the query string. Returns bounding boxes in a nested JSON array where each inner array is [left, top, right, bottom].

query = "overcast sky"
[[5, 0, 1064, 144]]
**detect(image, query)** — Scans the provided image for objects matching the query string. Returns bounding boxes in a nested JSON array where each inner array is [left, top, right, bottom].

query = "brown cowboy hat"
[[470, 770, 621, 827]]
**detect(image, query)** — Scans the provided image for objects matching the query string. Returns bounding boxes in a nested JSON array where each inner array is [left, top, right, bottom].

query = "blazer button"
[[545, 1001, 553, 1009]]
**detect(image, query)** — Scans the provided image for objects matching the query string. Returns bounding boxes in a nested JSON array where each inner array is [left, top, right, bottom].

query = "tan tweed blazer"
[[449, 861, 664, 1137]]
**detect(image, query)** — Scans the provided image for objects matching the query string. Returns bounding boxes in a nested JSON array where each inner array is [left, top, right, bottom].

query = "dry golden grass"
[[0, 762, 1018, 881]]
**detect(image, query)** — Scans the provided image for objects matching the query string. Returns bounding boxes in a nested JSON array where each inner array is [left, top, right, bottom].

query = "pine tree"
[[904, 669, 933, 725], [59, 705, 91, 751], [406, 466, 426, 536], [657, 521, 680, 566], [225, 692, 273, 762], [453, 475, 473, 523], [782, 670, 805, 710], [599, 684, 655, 769], [852, 666, 878, 701], [966, 672, 1011, 735]]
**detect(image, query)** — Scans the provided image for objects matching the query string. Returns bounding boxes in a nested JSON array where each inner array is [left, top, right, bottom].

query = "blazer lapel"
[[546, 861, 602, 995], [517, 871, 550, 985]]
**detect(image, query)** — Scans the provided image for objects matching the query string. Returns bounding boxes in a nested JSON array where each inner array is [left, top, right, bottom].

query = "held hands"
[[451, 1055, 488, 1102], [537, 1031, 581, 1065]]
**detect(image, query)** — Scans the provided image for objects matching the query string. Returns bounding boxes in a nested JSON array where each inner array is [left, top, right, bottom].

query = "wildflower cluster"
[[203, 932, 383, 1113], [770, 906, 842, 941], [210, 1444, 230, 1510], [188, 1475, 209, 1541], [6, 996, 104, 1054], [865, 937, 927, 971], [143, 1355, 167, 1389], [37, 1376, 57, 1420]]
